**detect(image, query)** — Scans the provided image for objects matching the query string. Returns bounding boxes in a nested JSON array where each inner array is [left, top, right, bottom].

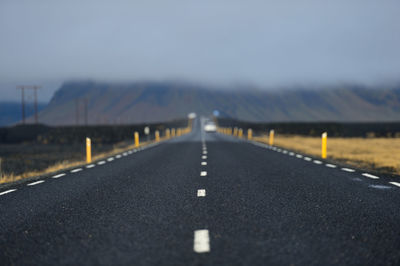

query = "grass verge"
[[253, 135, 400, 176]]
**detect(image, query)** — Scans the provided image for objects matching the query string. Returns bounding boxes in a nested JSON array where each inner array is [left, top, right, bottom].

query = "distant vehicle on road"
[[204, 122, 217, 132]]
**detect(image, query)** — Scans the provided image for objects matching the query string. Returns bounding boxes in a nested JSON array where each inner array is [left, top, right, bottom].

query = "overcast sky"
[[1, 0, 400, 101]]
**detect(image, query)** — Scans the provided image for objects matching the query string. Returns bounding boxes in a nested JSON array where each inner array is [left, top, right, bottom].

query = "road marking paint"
[[122, 152, 128, 156], [202, 155, 207, 159], [86, 164, 95, 168], [200, 171, 207, 176], [289, 152, 295, 156], [116, 155, 122, 159], [97, 161, 106, 165], [326, 164, 337, 168], [277, 148, 282, 152], [194, 229, 210, 253], [313, 160, 323, 164], [296, 154, 303, 158], [27, 180, 44, 186], [107, 157, 114, 162], [70, 168, 83, 173], [0, 189, 17, 196], [203, 151, 207, 154], [368, 184, 391, 189], [362, 173, 380, 179], [389, 182, 400, 188], [201, 162, 207, 166], [282, 150, 288, 154], [341, 168, 355, 172], [52, 173, 66, 178], [197, 189, 206, 197], [304, 157, 312, 161]]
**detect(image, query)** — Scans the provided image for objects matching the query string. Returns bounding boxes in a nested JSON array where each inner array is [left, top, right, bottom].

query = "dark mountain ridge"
[[33, 81, 400, 125]]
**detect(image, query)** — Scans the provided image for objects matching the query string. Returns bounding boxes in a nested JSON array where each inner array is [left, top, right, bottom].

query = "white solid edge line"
[[201, 162, 207, 165], [86, 164, 95, 168], [27, 180, 45, 186], [197, 189, 206, 197], [200, 171, 207, 176], [52, 173, 66, 178], [194, 229, 210, 253], [389, 182, 400, 188], [97, 161, 106, 165], [362, 173, 380, 179], [0, 189, 17, 196], [70, 168, 83, 173], [326, 164, 337, 168], [341, 168, 355, 172], [313, 160, 323, 164]]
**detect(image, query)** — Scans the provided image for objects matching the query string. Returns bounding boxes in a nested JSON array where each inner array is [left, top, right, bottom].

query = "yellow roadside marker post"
[[233, 127, 238, 136], [86, 137, 92, 163], [166, 129, 170, 139], [134, 131, 139, 147], [247, 129, 253, 140], [172, 128, 176, 137], [238, 128, 243, 138], [322, 132, 327, 159], [269, 129, 275, 146], [155, 130, 160, 142], [229, 128, 233, 135]]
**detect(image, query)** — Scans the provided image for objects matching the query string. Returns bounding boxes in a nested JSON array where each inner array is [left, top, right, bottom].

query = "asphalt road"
[[1, 118, 400, 265]]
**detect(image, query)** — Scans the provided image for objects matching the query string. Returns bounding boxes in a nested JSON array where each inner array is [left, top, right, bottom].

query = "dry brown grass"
[[253, 135, 400, 175], [0, 137, 167, 185]]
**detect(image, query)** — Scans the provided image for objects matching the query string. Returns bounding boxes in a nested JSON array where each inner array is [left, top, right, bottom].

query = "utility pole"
[[16, 86, 26, 124], [84, 98, 88, 126], [75, 99, 80, 125], [32, 86, 41, 124]]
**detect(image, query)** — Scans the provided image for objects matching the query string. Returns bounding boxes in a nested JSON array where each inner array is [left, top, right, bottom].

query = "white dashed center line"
[[304, 157, 312, 161], [107, 157, 114, 162], [362, 173, 380, 179], [201, 162, 207, 166], [70, 168, 83, 173], [313, 160, 323, 164], [194, 229, 210, 253], [116, 155, 122, 159], [289, 152, 295, 156], [27, 180, 44, 186], [296, 154, 303, 158], [0, 189, 17, 196], [325, 164, 337, 168], [52, 173, 66, 178], [86, 164, 95, 168], [197, 189, 206, 197], [98, 161, 106, 165], [203, 151, 207, 155], [389, 182, 400, 188], [202, 155, 207, 160], [341, 168, 355, 173], [200, 171, 207, 177]]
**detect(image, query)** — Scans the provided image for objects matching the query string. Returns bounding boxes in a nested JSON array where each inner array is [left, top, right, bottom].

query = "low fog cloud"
[[1, 0, 400, 100]]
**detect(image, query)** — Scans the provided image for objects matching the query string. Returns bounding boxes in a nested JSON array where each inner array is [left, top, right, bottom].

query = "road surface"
[[1, 118, 400, 265]]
